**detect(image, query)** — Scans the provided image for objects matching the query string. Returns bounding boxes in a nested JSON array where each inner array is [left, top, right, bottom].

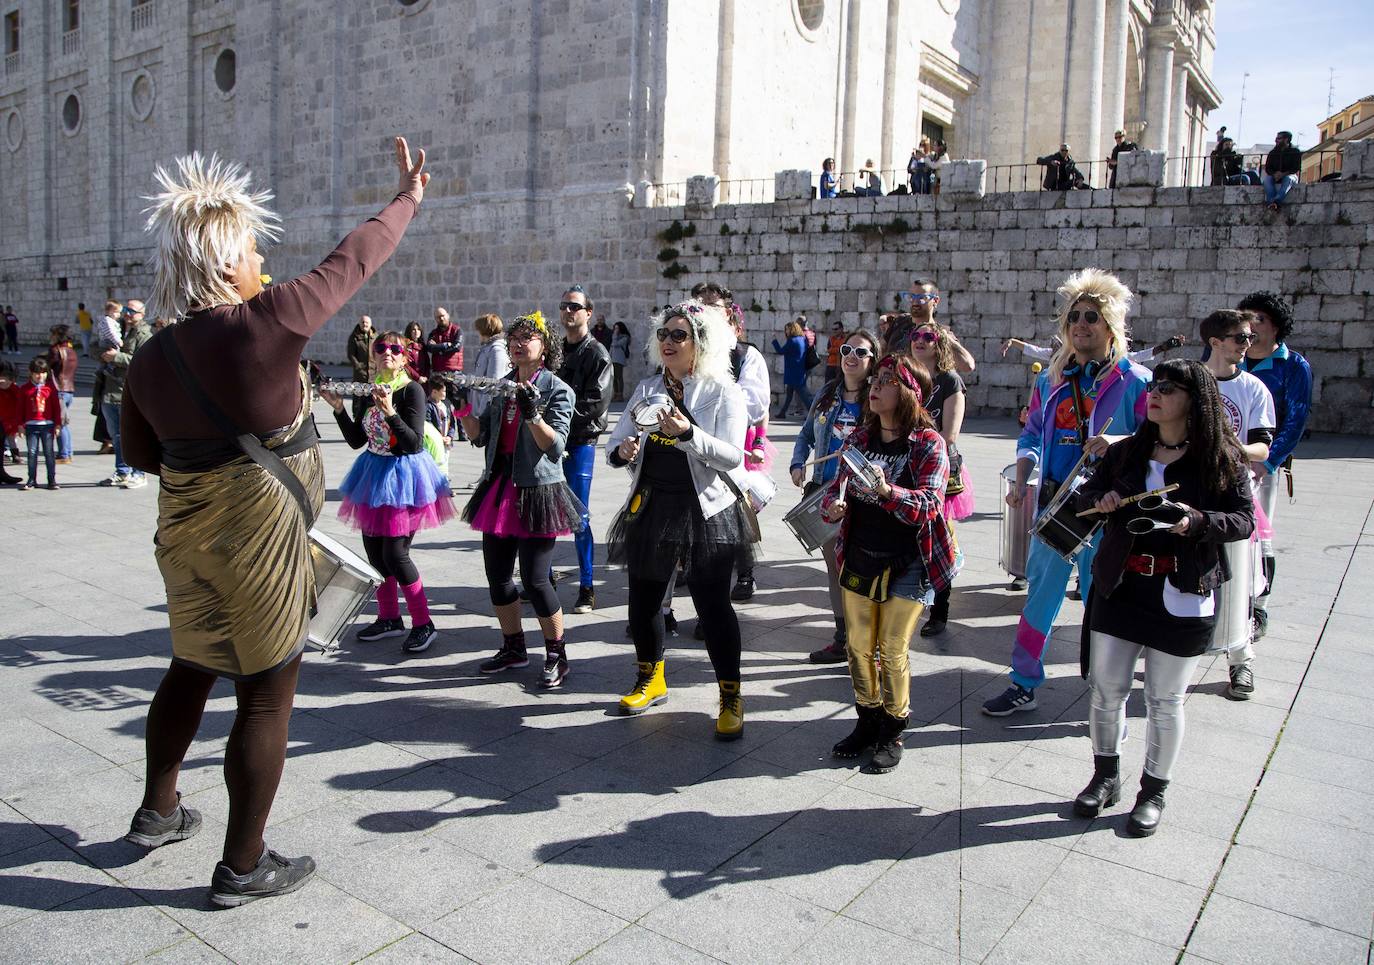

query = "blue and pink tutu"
[[338, 450, 456, 537]]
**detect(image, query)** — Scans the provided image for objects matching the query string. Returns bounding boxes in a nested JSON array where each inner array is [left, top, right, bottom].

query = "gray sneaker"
[[120, 473, 148, 489], [98, 473, 129, 487], [210, 847, 316, 908], [124, 793, 202, 848], [981, 685, 1038, 717]]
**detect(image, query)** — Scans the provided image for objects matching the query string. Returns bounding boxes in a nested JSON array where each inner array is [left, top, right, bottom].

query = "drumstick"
[[1075, 482, 1180, 517], [801, 451, 842, 469]]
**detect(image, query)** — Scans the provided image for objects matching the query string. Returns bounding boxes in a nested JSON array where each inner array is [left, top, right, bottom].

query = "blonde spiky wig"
[[143, 153, 281, 320], [648, 300, 732, 383], [1048, 268, 1133, 385]]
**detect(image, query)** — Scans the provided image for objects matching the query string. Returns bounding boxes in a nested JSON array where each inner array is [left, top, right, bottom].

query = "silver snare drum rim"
[[306, 527, 382, 652], [783, 486, 839, 555], [631, 394, 675, 429]]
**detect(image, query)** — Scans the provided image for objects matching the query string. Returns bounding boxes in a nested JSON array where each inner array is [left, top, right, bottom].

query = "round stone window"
[[129, 71, 156, 121], [794, 0, 825, 34], [61, 94, 81, 135], [214, 49, 236, 95], [4, 109, 23, 152]]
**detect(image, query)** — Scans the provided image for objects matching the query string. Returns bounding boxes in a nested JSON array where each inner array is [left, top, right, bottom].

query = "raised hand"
[[395, 136, 430, 202]]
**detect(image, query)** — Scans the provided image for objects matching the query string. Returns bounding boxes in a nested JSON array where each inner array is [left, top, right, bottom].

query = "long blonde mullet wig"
[[1047, 268, 1133, 385], [143, 153, 281, 320]]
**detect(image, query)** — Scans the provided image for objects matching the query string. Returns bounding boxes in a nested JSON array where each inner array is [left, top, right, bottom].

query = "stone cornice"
[[919, 43, 979, 95]]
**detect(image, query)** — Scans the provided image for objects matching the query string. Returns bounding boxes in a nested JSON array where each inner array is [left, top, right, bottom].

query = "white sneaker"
[[120, 474, 148, 489], [99, 473, 128, 487]]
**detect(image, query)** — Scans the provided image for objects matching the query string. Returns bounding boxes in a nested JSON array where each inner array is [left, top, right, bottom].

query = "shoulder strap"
[[675, 391, 750, 505], [157, 330, 315, 524]]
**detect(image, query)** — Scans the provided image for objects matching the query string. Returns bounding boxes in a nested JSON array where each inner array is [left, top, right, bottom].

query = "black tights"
[[628, 571, 741, 680], [141, 655, 303, 874], [362, 533, 418, 585], [483, 534, 559, 618]]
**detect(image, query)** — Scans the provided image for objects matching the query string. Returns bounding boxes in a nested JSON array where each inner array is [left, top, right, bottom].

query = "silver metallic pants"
[[1088, 632, 1201, 782]]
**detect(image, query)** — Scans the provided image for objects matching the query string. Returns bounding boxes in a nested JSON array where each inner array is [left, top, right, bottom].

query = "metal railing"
[[3, 51, 18, 77], [132, 0, 156, 32], [61, 27, 81, 56]]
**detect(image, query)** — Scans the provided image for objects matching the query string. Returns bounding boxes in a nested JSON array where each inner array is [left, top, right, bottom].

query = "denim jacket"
[[791, 386, 849, 484], [471, 367, 573, 488]]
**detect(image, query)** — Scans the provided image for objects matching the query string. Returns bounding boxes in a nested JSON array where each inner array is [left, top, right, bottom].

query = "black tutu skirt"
[[606, 483, 759, 582], [461, 468, 586, 539]]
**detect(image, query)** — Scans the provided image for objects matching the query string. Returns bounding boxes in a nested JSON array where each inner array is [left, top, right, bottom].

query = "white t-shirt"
[[1214, 368, 1276, 443]]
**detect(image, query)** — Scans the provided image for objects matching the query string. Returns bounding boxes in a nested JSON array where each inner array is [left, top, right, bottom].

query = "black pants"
[[628, 571, 741, 680], [483, 534, 559, 618], [361, 532, 419, 585]]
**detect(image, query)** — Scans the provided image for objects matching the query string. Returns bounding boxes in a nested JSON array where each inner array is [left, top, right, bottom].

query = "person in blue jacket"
[[983, 269, 1151, 717], [1237, 290, 1311, 637], [772, 320, 813, 419]]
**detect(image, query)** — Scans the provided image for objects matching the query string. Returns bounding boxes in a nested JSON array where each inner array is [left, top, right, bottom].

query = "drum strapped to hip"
[[784, 484, 840, 555]]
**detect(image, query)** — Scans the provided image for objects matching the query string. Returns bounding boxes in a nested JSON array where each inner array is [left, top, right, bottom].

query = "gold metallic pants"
[[841, 589, 925, 718]]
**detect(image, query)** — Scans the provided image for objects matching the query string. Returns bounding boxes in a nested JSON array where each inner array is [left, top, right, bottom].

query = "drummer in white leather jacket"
[[603, 300, 755, 741]]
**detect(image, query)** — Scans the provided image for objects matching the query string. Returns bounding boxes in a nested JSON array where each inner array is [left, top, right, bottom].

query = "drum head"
[[631, 394, 674, 429]]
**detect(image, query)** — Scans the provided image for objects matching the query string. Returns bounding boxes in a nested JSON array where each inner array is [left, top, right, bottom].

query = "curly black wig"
[[1236, 290, 1294, 343]]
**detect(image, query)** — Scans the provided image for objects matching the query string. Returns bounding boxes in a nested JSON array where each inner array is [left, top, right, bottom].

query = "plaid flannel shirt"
[[820, 425, 957, 593]]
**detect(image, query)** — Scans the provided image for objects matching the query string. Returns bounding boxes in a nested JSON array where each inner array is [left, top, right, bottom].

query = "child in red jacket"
[[0, 362, 21, 484], [19, 357, 63, 490]]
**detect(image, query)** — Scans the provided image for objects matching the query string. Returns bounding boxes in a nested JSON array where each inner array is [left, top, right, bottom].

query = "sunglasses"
[[559, 301, 587, 312], [1145, 379, 1187, 396], [373, 343, 406, 356], [903, 293, 936, 304], [1067, 310, 1101, 325], [508, 330, 542, 345], [1222, 331, 1256, 345], [872, 375, 902, 389], [839, 344, 873, 359], [655, 327, 692, 344], [912, 331, 938, 344]]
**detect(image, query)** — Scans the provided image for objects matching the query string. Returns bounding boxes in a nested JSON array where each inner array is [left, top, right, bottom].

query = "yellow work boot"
[[715, 680, 744, 741], [619, 660, 667, 715]]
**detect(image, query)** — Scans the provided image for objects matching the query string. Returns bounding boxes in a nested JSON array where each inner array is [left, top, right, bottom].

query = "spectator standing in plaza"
[[402, 321, 429, 384], [1037, 144, 1083, 190], [0, 362, 20, 483], [591, 315, 612, 350], [1107, 130, 1138, 188], [425, 306, 464, 380], [772, 320, 814, 419], [823, 320, 845, 384], [1238, 290, 1311, 639], [2, 306, 17, 355], [346, 315, 374, 423], [75, 302, 93, 356], [93, 301, 122, 359], [425, 379, 455, 482], [556, 284, 613, 615], [1262, 131, 1302, 211], [98, 299, 152, 489], [610, 321, 632, 402], [819, 157, 838, 199], [119, 140, 429, 907], [46, 325, 78, 463], [469, 313, 509, 419], [893, 279, 976, 373], [18, 356, 62, 490]]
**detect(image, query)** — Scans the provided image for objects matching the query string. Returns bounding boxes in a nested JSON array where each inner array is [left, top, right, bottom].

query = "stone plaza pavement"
[[3, 397, 1374, 965]]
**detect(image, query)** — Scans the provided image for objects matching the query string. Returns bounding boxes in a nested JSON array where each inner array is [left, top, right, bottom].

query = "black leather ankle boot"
[[1127, 773, 1169, 837], [832, 705, 881, 758], [1073, 754, 1121, 817], [865, 712, 909, 774]]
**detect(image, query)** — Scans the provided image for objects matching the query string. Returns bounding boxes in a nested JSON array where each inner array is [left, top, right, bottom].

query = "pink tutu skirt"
[[1252, 491, 1273, 542], [464, 474, 579, 540], [337, 450, 456, 537], [944, 464, 975, 521]]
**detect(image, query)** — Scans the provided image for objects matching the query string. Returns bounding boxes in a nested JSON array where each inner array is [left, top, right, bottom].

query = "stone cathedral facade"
[[0, 0, 1217, 360]]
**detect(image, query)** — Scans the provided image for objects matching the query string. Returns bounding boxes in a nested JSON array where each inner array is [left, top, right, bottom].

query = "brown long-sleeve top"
[[121, 190, 420, 474]]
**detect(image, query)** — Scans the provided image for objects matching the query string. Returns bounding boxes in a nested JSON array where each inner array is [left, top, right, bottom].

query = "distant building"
[[1304, 95, 1374, 182]]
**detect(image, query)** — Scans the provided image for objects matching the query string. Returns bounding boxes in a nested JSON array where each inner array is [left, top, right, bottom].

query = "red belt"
[[1125, 553, 1176, 576]]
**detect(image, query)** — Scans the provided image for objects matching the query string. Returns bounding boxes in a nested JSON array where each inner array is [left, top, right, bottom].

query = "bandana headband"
[[878, 356, 924, 405]]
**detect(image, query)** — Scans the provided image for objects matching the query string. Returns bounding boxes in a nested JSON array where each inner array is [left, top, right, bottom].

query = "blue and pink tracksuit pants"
[[1009, 530, 1101, 691]]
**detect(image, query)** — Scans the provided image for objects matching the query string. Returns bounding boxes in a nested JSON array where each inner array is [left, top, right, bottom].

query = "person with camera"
[[460, 311, 584, 689], [820, 354, 955, 773]]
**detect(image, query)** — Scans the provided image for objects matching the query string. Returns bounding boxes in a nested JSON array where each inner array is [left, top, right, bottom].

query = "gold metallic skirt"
[[154, 412, 325, 680]]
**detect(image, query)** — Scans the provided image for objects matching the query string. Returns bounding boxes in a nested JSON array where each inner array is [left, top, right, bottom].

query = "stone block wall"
[[649, 179, 1374, 435]]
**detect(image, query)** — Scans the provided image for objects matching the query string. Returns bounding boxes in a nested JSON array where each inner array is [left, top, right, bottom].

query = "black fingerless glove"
[[515, 384, 540, 421]]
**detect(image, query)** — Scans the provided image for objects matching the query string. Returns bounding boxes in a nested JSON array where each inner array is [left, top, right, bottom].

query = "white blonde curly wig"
[[648, 300, 732, 383], [143, 152, 281, 321], [1048, 267, 1134, 385]]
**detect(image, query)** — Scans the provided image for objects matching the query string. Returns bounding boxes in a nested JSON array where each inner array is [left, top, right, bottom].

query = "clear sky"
[[1211, 0, 1374, 149]]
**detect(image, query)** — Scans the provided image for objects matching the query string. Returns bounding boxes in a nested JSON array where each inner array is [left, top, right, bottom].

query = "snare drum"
[[630, 393, 675, 429], [1206, 538, 1255, 654], [783, 486, 840, 555], [1032, 470, 1102, 563], [307, 528, 382, 652]]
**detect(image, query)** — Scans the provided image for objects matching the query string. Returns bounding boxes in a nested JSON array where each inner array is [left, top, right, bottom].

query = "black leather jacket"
[[1076, 439, 1254, 597], [558, 335, 612, 447]]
